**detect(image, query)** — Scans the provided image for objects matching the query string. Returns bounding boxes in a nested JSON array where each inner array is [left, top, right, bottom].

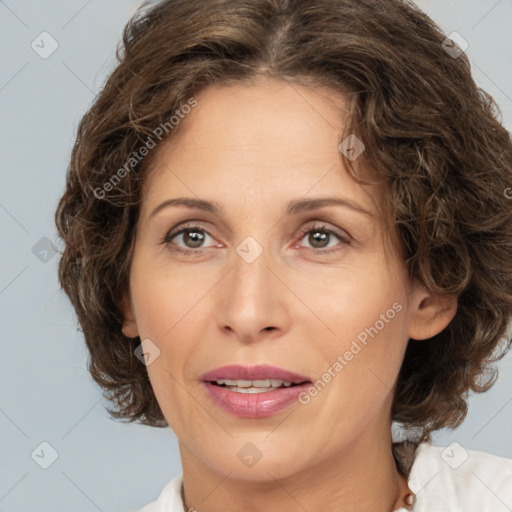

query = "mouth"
[[200, 365, 313, 417]]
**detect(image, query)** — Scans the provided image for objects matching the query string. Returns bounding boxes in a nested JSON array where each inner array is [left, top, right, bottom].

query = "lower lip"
[[202, 382, 311, 418]]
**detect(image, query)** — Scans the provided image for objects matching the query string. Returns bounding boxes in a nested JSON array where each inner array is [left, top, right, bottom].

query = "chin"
[[193, 437, 308, 481]]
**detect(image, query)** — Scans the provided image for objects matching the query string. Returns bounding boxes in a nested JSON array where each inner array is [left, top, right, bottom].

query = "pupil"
[[309, 231, 328, 248], [185, 230, 204, 248]]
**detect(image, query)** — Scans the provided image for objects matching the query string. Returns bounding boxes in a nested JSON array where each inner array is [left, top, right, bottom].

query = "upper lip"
[[201, 364, 311, 384]]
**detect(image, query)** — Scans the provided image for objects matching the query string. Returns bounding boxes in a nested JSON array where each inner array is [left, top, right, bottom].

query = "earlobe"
[[408, 285, 458, 341], [120, 293, 139, 339]]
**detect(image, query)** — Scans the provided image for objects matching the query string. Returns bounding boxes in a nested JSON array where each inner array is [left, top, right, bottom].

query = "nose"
[[215, 241, 291, 344]]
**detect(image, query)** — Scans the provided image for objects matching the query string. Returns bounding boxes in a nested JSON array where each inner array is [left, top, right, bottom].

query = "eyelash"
[[161, 222, 351, 256]]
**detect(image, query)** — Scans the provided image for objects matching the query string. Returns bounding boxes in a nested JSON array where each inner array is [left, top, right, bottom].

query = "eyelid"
[[295, 221, 352, 243], [162, 223, 217, 246]]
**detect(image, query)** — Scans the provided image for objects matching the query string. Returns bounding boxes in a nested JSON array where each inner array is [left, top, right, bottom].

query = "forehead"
[[140, 79, 376, 219]]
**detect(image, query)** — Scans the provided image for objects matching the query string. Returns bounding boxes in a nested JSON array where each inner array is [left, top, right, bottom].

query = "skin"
[[122, 77, 457, 512]]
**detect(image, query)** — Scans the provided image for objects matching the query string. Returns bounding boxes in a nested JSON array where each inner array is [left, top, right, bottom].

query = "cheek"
[[312, 267, 408, 390], [128, 257, 208, 392], [130, 258, 202, 340], [314, 308, 407, 434], [310, 264, 405, 342]]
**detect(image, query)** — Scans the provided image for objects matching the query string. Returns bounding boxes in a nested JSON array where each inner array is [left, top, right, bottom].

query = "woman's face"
[[122, 78, 453, 480]]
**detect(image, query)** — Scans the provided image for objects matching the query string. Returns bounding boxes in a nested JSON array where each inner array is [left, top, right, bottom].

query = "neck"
[[179, 418, 410, 512]]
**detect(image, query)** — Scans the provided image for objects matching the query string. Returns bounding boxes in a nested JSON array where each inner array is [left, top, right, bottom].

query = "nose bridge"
[[216, 232, 288, 339], [230, 234, 273, 307]]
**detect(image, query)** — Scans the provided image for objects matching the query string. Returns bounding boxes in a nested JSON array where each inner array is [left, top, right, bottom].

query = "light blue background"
[[1, 1, 511, 510]]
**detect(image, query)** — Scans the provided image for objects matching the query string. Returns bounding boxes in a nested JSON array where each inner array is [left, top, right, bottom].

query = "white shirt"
[[135, 443, 512, 511]]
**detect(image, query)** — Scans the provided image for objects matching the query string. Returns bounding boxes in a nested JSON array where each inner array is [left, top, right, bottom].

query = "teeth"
[[228, 387, 273, 394], [215, 378, 294, 388]]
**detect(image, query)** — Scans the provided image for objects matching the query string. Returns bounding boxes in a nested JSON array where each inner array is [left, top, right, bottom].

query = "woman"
[[55, 0, 512, 510]]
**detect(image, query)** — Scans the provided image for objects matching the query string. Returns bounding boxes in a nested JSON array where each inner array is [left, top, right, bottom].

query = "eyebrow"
[[149, 196, 374, 219]]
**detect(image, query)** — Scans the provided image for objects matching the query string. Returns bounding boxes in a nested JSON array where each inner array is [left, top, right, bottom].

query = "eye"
[[162, 224, 218, 253], [294, 224, 350, 254]]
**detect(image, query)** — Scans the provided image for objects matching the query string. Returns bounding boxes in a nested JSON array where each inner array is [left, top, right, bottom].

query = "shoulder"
[[409, 442, 512, 512], [133, 474, 184, 512]]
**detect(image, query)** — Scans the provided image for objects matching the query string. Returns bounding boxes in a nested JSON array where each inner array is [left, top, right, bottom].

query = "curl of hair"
[[55, 0, 512, 468]]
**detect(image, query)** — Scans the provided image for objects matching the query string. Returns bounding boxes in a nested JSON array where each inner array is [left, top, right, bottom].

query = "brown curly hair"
[[55, 0, 512, 457]]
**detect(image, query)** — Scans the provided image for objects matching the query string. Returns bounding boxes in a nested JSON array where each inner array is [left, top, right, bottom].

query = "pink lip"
[[200, 364, 310, 384], [200, 364, 312, 418], [202, 382, 311, 418]]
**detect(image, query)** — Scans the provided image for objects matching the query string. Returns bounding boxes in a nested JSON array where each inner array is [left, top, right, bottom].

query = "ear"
[[120, 292, 139, 339], [408, 282, 458, 341]]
